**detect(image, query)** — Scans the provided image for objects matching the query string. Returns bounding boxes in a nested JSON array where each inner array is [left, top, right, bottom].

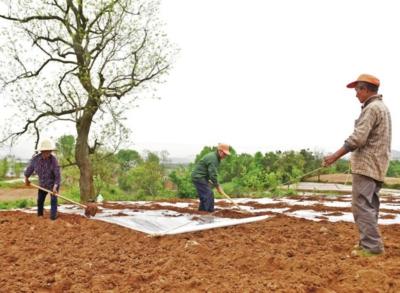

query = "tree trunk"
[[75, 102, 97, 202]]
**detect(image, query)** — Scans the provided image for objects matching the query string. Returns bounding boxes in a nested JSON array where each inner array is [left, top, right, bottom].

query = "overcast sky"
[[124, 0, 400, 158], [1, 0, 399, 159]]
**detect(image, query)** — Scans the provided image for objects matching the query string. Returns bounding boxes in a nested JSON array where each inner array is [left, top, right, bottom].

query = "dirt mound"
[[1, 210, 400, 292]]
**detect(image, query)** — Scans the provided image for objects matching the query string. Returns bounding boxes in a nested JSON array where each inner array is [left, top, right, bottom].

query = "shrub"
[[169, 167, 196, 198]]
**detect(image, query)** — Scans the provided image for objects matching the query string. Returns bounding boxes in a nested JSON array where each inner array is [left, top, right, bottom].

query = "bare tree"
[[0, 0, 175, 201]]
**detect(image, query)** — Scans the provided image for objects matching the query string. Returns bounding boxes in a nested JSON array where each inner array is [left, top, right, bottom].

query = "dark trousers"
[[193, 180, 214, 212], [37, 189, 58, 220]]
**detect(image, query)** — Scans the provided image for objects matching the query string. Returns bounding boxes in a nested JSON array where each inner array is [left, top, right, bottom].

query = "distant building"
[[2, 155, 28, 178]]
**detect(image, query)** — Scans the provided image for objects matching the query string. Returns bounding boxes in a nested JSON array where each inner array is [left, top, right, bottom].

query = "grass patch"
[[0, 180, 25, 189], [384, 183, 400, 189], [220, 182, 297, 199], [60, 184, 178, 203], [0, 199, 35, 210]]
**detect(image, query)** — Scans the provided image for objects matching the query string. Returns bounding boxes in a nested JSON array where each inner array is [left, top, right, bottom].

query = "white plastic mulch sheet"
[[232, 195, 400, 224], [20, 193, 400, 236], [57, 204, 270, 236]]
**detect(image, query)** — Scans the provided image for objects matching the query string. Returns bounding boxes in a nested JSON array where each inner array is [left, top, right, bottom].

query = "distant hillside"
[[392, 150, 400, 160], [168, 156, 194, 165]]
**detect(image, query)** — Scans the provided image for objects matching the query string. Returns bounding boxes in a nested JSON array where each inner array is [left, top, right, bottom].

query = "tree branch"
[[0, 14, 65, 24]]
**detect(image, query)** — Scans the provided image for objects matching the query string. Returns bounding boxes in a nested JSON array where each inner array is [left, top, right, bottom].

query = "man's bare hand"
[[322, 154, 337, 167]]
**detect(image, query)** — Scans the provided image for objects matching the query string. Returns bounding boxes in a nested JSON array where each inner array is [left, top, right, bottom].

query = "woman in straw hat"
[[191, 143, 230, 212], [24, 139, 61, 220]]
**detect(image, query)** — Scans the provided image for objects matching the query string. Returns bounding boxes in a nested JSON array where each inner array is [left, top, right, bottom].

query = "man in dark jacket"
[[191, 143, 230, 212]]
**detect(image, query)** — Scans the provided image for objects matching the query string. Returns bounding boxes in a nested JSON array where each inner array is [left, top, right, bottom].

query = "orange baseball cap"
[[217, 143, 230, 155], [346, 74, 380, 88]]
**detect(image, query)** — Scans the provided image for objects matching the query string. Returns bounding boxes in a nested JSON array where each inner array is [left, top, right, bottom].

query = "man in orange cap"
[[191, 143, 230, 212], [323, 74, 391, 256]]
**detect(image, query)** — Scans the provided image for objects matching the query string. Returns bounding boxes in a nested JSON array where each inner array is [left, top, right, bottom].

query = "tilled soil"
[[1, 201, 400, 292]]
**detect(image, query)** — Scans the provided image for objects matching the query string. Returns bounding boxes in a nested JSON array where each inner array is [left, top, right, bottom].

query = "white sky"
[[126, 0, 400, 158], [1, 0, 399, 159]]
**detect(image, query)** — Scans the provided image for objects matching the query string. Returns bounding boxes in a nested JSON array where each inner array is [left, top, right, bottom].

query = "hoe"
[[30, 183, 98, 217]]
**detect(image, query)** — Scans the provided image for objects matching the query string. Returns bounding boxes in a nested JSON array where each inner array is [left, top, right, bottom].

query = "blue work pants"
[[193, 180, 214, 212], [37, 189, 58, 220]]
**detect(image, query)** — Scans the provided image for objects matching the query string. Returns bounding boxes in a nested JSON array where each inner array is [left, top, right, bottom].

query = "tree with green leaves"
[[194, 146, 215, 163], [387, 160, 400, 177], [0, 158, 8, 179], [0, 0, 175, 201], [169, 165, 196, 198], [116, 149, 142, 172], [91, 150, 120, 195], [14, 160, 25, 178], [56, 135, 76, 166], [118, 151, 166, 196]]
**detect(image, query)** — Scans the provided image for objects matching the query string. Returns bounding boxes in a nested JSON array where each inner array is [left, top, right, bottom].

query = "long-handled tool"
[[29, 183, 98, 217], [280, 166, 326, 188], [220, 190, 250, 213]]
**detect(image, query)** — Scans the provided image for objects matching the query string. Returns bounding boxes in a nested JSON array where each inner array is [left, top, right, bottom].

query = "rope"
[[344, 163, 352, 185], [280, 166, 325, 188]]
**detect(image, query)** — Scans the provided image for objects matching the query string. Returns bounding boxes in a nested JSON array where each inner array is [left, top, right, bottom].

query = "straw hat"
[[217, 143, 230, 155], [346, 73, 380, 88], [37, 139, 56, 151]]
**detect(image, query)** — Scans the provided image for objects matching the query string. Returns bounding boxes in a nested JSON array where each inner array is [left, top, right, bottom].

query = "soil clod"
[[84, 203, 98, 217]]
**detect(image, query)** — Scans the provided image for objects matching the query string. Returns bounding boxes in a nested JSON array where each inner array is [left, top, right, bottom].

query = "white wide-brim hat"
[[37, 139, 56, 151]]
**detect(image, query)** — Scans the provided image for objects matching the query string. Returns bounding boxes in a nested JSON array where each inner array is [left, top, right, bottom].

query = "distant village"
[[0, 155, 29, 179]]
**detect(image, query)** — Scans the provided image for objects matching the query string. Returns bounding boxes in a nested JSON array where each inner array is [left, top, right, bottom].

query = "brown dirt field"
[[1, 206, 400, 292], [0, 188, 36, 201]]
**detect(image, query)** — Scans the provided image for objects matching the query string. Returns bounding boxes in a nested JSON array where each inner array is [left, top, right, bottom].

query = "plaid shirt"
[[345, 95, 392, 182], [24, 154, 61, 189]]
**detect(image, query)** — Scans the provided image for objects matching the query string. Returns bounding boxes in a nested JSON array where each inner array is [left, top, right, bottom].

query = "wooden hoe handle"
[[29, 183, 87, 209], [220, 191, 247, 211]]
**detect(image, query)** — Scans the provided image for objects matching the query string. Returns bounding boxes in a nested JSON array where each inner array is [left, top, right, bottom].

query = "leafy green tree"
[[56, 135, 76, 166], [253, 151, 264, 169], [145, 151, 161, 164], [91, 151, 120, 196], [220, 152, 252, 182], [14, 160, 25, 178], [0, 0, 175, 201], [387, 160, 400, 177], [116, 149, 142, 172], [273, 151, 305, 183], [240, 167, 268, 190], [335, 159, 351, 173], [169, 166, 196, 198], [300, 149, 321, 173], [194, 146, 216, 163], [61, 165, 80, 188], [263, 151, 280, 172], [128, 163, 164, 196], [118, 152, 166, 196], [0, 158, 8, 179], [264, 172, 280, 190]]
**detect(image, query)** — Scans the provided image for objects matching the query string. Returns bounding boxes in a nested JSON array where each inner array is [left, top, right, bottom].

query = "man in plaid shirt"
[[323, 73, 391, 256], [25, 139, 61, 220]]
